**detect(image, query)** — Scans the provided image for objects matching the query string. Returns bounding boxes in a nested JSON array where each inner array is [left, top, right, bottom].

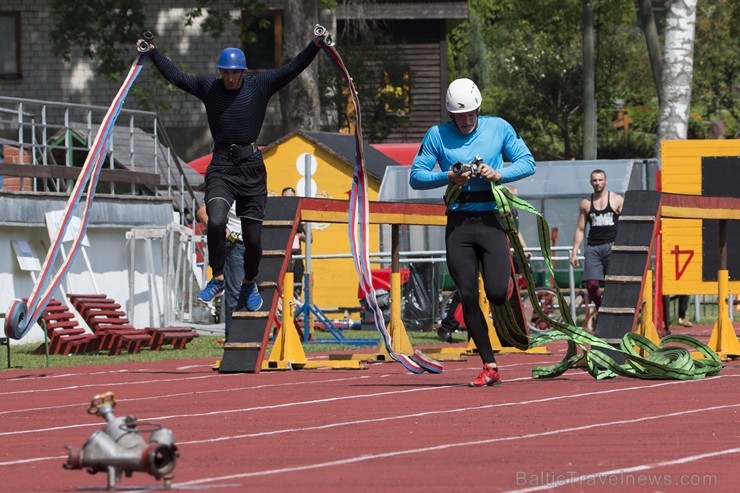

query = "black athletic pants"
[[445, 212, 510, 364], [204, 156, 267, 281]]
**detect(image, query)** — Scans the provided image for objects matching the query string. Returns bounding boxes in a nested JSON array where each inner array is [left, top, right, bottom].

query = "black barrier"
[[403, 263, 439, 331]]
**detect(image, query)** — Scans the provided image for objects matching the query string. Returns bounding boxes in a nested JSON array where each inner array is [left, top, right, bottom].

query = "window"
[[241, 10, 282, 70], [0, 12, 21, 79]]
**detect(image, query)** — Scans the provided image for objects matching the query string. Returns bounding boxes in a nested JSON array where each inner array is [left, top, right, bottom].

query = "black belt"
[[213, 142, 259, 161], [457, 191, 495, 203]]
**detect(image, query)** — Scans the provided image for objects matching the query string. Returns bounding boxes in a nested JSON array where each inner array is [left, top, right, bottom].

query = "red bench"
[[32, 299, 95, 355], [34, 333, 96, 356], [107, 331, 153, 356], [147, 327, 199, 350], [66, 294, 149, 354]]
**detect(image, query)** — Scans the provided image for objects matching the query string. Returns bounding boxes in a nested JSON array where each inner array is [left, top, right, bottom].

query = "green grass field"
[[1, 329, 450, 371], [2, 297, 730, 371]]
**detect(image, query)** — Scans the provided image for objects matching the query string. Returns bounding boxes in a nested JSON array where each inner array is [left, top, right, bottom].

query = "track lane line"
[[0, 359, 563, 413], [150, 403, 740, 490], [2, 374, 734, 438], [0, 375, 374, 416], [504, 446, 740, 492], [2, 376, 736, 466]]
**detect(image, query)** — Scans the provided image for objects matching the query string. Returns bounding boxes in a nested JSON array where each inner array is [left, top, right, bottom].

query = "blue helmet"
[[216, 48, 247, 70]]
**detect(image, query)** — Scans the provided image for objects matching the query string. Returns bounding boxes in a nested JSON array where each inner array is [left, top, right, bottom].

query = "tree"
[[318, 24, 412, 142], [467, 10, 491, 91], [449, 0, 585, 159], [495, 29, 584, 159], [634, 0, 664, 101], [451, 0, 645, 160], [582, 0, 597, 159], [279, 0, 320, 133], [49, 0, 324, 132], [657, 0, 698, 143], [692, 0, 740, 134], [50, 0, 147, 81]]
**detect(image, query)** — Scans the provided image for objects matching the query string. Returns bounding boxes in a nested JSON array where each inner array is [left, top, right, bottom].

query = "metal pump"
[[64, 392, 178, 490]]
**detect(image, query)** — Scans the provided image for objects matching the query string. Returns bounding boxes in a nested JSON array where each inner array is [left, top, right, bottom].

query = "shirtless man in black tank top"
[[570, 169, 624, 314]]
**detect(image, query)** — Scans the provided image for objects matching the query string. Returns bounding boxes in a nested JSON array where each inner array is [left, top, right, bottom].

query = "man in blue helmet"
[[138, 30, 328, 313]]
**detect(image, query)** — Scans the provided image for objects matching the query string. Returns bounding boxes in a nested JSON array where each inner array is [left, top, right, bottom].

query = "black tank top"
[[587, 192, 619, 245]]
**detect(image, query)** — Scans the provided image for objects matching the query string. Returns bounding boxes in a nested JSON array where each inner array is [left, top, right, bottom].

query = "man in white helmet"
[[410, 78, 536, 387]]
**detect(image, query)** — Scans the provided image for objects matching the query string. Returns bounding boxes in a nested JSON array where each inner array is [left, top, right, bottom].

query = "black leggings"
[[445, 212, 510, 364], [206, 199, 262, 281]]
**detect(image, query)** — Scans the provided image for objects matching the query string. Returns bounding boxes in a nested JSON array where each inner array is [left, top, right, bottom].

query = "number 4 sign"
[[671, 245, 694, 281]]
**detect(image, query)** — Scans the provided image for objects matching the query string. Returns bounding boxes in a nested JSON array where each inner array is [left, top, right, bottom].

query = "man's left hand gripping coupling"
[[136, 31, 155, 53]]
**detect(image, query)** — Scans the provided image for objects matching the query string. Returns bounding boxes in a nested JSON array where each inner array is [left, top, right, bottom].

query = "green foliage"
[[184, 1, 269, 47], [628, 103, 659, 134], [447, 0, 740, 160], [467, 11, 491, 90], [486, 25, 584, 159], [319, 28, 412, 142], [48, 0, 267, 112], [451, 0, 590, 159], [595, 23, 656, 107], [687, 113, 707, 139], [598, 131, 657, 159], [446, 25, 469, 82], [50, 0, 148, 81], [692, 0, 740, 129]]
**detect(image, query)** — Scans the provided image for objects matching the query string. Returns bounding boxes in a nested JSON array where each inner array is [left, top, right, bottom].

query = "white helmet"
[[446, 78, 482, 113]]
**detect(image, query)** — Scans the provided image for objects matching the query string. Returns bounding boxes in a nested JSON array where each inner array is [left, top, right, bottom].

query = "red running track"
[[1, 325, 739, 493]]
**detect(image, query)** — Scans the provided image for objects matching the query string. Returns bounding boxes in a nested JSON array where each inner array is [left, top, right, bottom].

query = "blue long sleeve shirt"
[[410, 116, 536, 212]]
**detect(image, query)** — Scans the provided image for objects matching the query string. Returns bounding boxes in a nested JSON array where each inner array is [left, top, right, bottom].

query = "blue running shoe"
[[197, 277, 224, 303], [241, 281, 263, 311]]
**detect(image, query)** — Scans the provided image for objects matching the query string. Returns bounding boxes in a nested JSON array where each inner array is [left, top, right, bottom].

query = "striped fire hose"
[[315, 25, 442, 374], [4, 50, 149, 341]]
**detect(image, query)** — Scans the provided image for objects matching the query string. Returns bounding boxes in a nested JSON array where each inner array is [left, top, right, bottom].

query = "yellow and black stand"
[[707, 219, 740, 359], [661, 192, 740, 361], [636, 270, 662, 357], [330, 224, 414, 363], [709, 269, 740, 360], [659, 142, 740, 360], [262, 272, 364, 370], [707, 269, 740, 360]]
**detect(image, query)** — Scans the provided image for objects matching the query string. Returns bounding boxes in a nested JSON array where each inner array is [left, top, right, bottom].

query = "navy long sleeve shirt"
[[150, 42, 320, 146]]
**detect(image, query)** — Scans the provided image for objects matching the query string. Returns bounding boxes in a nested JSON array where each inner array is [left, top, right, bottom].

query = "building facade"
[[0, 1, 466, 162]]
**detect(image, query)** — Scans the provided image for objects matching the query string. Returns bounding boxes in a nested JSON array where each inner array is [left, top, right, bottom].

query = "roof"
[[261, 130, 401, 182], [336, 1, 468, 19], [371, 143, 421, 166], [59, 123, 203, 201]]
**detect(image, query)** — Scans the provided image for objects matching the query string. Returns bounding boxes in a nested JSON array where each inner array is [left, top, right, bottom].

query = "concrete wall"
[[0, 192, 184, 346]]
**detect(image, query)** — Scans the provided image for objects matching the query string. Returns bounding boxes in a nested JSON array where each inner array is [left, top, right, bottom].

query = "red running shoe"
[[468, 365, 502, 388]]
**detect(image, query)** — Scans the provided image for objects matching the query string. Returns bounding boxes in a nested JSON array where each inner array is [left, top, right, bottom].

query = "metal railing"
[[0, 95, 198, 222]]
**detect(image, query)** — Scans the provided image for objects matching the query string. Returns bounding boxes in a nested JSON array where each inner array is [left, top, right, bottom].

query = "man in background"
[[570, 169, 624, 315]]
